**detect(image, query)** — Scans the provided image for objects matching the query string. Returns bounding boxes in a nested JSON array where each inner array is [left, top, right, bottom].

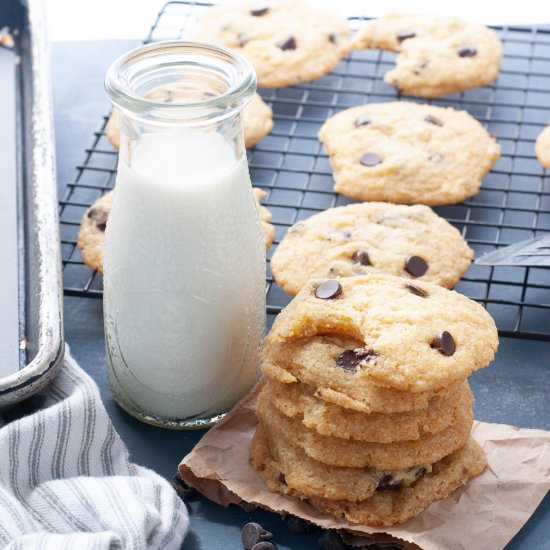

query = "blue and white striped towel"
[[0, 351, 189, 550]]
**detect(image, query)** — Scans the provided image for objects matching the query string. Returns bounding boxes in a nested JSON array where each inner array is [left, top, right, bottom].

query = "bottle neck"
[[105, 41, 256, 171], [105, 41, 256, 125]]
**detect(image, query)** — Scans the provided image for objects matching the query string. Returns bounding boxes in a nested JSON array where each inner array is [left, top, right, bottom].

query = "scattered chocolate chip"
[[424, 115, 443, 127], [457, 45, 477, 57], [328, 32, 337, 44], [404, 255, 428, 277], [336, 348, 376, 374], [359, 152, 382, 167], [354, 115, 372, 127], [377, 474, 404, 491], [428, 151, 445, 163], [278, 472, 286, 485], [318, 531, 346, 550], [242, 522, 273, 550], [397, 30, 416, 42], [251, 543, 276, 550], [286, 515, 319, 535], [405, 283, 429, 298], [431, 331, 456, 356], [278, 36, 296, 51], [315, 280, 342, 300], [171, 472, 199, 501], [394, 82, 403, 96], [250, 5, 269, 16], [352, 249, 370, 266], [87, 208, 98, 219]]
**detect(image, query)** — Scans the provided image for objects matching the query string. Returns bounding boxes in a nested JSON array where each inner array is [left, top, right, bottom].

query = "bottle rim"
[[104, 40, 257, 123]]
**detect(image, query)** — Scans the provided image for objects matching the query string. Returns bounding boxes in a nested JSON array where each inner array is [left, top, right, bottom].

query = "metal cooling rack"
[[59, 1, 550, 340]]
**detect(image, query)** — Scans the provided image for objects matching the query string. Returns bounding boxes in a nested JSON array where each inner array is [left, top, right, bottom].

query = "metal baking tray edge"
[[0, 0, 64, 407]]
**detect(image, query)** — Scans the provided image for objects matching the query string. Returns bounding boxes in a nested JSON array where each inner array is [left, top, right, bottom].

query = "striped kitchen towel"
[[0, 351, 189, 550]]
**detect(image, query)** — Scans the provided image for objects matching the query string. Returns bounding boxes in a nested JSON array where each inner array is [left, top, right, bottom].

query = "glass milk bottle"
[[103, 42, 266, 429]]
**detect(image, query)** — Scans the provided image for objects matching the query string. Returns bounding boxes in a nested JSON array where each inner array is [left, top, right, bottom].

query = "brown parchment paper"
[[179, 383, 550, 550]]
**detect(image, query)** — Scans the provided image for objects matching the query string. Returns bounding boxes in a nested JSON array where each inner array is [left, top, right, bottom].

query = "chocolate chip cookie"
[[535, 125, 550, 168], [76, 191, 113, 273], [318, 102, 500, 205], [257, 391, 473, 469], [263, 275, 498, 393], [187, 0, 351, 88], [77, 187, 275, 272], [352, 14, 502, 97], [105, 92, 273, 151], [270, 202, 473, 295], [251, 422, 433, 502], [251, 425, 487, 527], [265, 378, 473, 443]]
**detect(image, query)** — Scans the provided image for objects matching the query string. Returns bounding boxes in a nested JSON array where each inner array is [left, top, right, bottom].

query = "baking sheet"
[[0, 0, 64, 407], [0, 44, 20, 378]]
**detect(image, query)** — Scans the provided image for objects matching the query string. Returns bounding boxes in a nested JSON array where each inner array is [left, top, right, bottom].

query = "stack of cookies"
[[251, 274, 498, 526]]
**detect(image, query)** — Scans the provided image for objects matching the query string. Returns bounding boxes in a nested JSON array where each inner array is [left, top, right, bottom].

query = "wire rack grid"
[[59, 1, 550, 340]]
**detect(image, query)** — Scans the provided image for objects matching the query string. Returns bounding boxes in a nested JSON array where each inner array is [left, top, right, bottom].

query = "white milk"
[[103, 132, 266, 421]]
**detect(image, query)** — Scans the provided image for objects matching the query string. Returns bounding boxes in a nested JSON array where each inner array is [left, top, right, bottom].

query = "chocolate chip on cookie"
[[431, 331, 456, 356], [397, 29, 416, 42], [360, 152, 382, 167], [405, 255, 429, 277], [278, 472, 286, 485], [335, 348, 376, 373], [424, 115, 443, 126], [327, 229, 352, 241], [457, 45, 477, 57], [87, 209, 108, 232], [405, 283, 429, 298], [376, 474, 404, 491], [315, 280, 342, 300], [278, 35, 296, 50], [352, 249, 370, 266], [428, 151, 445, 163], [328, 32, 337, 43], [250, 5, 269, 16], [354, 115, 372, 127]]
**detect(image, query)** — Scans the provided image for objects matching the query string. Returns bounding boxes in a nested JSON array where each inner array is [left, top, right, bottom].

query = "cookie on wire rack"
[[187, 0, 351, 88], [352, 13, 502, 98], [318, 101, 500, 205]]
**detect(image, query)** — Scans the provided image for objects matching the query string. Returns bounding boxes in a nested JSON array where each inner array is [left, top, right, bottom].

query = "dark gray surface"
[[54, 40, 550, 550]]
